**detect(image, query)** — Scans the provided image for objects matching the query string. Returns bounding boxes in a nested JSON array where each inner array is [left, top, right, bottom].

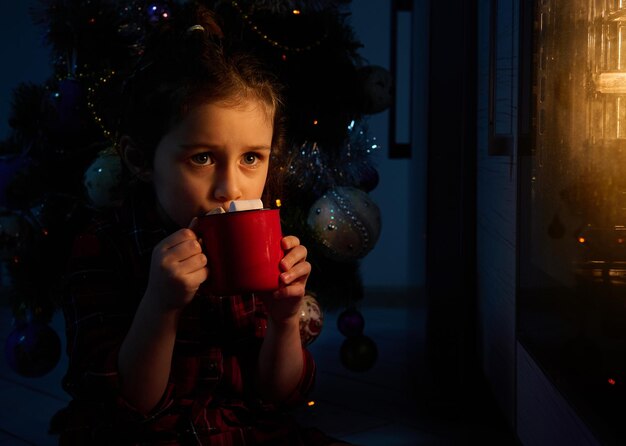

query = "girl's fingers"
[[281, 235, 300, 250], [161, 228, 198, 249], [280, 244, 307, 271], [280, 261, 311, 285], [159, 241, 202, 267], [181, 251, 207, 273]]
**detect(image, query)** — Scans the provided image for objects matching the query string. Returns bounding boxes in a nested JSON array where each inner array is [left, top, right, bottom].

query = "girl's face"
[[151, 98, 273, 227]]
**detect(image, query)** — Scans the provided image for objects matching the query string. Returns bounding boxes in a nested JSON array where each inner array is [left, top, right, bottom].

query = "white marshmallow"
[[228, 199, 264, 212]]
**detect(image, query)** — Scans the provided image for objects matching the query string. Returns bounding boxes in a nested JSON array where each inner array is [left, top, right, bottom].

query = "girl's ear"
[[118, 136, 152, 182]]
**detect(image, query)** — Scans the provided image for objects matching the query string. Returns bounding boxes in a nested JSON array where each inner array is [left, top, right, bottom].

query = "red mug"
[[195, 209, 283, 295]]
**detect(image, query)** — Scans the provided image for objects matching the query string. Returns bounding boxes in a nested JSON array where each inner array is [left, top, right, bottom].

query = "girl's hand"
[[261, 236, 311, 324], [145, 228, 208, 311]]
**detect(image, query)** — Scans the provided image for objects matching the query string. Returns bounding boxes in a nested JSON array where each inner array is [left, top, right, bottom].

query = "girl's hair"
[[117, 2, 285, 205]]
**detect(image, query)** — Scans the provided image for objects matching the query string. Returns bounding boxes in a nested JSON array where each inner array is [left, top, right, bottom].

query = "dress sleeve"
[[62, 231, 174, 421]]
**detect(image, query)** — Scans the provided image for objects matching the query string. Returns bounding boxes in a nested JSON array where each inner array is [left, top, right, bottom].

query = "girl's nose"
[[213, 165, 242, 209]]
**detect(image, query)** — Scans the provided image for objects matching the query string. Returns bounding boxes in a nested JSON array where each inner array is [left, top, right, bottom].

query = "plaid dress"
[[57, 185, 334, 445]]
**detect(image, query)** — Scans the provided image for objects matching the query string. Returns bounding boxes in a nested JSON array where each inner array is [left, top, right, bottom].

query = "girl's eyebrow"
[[179, 143, 219, 151], [179, 143, 271, 152]]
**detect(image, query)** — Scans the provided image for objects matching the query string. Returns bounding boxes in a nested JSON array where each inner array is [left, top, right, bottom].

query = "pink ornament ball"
[[299, 293, 324, 346]]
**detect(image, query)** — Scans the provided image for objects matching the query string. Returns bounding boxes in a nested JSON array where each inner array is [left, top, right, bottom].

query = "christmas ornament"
[[307, 187, 381, 262], [358, 65, 393, 114], [83, 147, 123, 208], [337, 306, 364, 337], [299, 292, 324, 346], [4, 318, 62, 377], [339, 334, 378, 372]]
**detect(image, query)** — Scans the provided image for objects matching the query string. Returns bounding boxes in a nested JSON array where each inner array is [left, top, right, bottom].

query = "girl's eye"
[[242, 153, 259, 166], [190, 152, 213, 166]]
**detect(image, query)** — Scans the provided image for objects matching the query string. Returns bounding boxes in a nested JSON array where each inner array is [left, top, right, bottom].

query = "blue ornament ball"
[[337, 307, 365, 337], [4, 320, 61, 377], [340, 335, 378, 372]]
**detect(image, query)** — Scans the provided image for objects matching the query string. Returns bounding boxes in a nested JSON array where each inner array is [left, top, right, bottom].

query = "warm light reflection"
[[609, 378, 617, 385], [578, 237, 586, 244], [307, 400, 315, 406], [594, 72, 626, 94]]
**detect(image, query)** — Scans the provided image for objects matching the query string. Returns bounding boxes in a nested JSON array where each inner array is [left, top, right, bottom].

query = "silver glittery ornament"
[[83, 147, 123, 209], [307, 187, 381, 262]]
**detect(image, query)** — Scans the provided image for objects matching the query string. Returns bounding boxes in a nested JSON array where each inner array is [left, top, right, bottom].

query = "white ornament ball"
[[299, 292, 324, 346], [358, 65, 393, 114], [307, 187, 382, 262], [84, 148, 123, 208]]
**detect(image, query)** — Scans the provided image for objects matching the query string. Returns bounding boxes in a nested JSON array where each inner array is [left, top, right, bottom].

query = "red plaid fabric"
[[56, 184, 331, 445]]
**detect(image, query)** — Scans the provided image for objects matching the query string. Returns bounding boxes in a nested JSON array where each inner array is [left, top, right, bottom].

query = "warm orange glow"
[[595, 72, 626, 94], [313, 120, 319, 125], [578, 237, 586, 244], [307, 400, 315, 406], [293, 9, 301, 15], [609, 378, 616, 385], [275, 199, 282, 208], [618, 238, 624, 244]]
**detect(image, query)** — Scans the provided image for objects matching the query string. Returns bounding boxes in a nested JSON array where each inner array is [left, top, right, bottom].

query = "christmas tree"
[[0, 0, 389, 375]]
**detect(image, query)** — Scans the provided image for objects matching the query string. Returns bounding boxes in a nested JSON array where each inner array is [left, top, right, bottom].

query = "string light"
[[231, 0, 327, 53], [83, 69, 116, 140]]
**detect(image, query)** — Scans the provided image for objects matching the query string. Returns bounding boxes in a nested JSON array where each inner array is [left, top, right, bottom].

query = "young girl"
[[58, 4, 350, 445]]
